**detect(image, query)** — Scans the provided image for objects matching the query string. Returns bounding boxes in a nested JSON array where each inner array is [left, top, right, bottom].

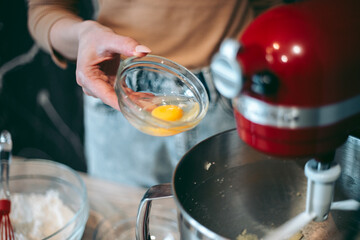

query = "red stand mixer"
[[211, 0, 360, 237]]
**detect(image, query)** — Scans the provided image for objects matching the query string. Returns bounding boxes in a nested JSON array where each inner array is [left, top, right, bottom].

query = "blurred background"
[[0, 0, 305, 173], [0, 0, 95, 172]]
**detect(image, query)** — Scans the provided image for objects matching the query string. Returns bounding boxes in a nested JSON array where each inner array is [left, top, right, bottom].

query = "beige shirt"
[[28, 0, 283, 70]]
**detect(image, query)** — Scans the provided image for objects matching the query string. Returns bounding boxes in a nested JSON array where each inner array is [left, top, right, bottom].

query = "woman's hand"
[[75, 21, 151, 110], [123, 87, 157, 112]]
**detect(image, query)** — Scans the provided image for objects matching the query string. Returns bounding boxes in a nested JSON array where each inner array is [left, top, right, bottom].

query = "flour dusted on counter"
[[10, 190, 75, 240]]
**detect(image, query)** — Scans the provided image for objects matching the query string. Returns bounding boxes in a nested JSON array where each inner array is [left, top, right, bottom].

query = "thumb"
[[106, 35, 151, 57]]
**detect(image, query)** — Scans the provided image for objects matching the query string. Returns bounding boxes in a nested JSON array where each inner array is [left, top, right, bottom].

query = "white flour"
[[10, 190, 75, 240]]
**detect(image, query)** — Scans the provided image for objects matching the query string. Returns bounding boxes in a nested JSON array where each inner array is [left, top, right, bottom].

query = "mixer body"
[[212, 0, 360, 158]]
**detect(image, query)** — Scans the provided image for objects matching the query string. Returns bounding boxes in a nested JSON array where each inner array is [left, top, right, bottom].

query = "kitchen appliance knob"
[[251, 71, 279, 96], [211, 39, 243, 98]]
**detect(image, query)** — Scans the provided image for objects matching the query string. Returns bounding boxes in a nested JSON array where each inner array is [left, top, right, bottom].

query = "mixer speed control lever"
[[251, 71, 279, 96]]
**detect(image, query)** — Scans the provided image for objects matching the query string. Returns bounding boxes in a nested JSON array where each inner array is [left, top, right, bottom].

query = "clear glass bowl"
[[115, 55, 209, 136], [9, 159, 89, 240]]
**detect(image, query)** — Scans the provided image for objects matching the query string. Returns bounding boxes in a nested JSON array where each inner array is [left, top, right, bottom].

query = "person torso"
[[97, 0, 258, 70]]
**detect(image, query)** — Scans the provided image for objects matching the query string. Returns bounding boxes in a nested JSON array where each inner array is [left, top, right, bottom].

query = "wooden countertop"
[[10, 157, 178, 239]]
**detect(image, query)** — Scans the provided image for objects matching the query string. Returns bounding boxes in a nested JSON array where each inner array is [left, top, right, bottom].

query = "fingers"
[[89, 82, 120, 111], [76, 67, 120, 111], [78, 21, 152, 58], [105, 34, 151, 57], [75, 22, 152, 111], [133, 45, 152, 57], [82, 82, 120, 111], [125, 89, 157, 112]]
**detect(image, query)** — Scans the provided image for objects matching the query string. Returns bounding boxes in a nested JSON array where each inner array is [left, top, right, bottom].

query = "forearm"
[[49, 19, 121, 61], [27, 0, 82, 67]]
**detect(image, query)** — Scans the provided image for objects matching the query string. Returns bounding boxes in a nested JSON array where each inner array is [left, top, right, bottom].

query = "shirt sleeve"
[[27, 0, 82, 68]]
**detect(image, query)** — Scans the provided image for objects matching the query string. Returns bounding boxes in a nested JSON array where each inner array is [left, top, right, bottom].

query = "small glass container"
[[115, 55, 209, 136]]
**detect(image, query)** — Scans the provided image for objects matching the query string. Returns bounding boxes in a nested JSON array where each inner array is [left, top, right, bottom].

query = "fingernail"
[[135, 45, 151, 53]]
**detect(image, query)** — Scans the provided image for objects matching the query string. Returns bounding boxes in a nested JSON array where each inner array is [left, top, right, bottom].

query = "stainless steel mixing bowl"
[[335, 134, 360, 202], [137, 129, 360, 240]]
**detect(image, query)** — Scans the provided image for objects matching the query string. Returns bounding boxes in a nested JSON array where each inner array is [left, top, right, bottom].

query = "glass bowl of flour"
[[8, 159, 89, 240]]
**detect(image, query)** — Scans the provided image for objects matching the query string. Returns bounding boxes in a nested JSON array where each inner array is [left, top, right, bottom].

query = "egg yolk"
[[151, 105, 183, 121]]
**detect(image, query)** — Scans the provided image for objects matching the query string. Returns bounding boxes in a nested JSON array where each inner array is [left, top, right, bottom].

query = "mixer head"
[[211, 0, 360, 159]]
